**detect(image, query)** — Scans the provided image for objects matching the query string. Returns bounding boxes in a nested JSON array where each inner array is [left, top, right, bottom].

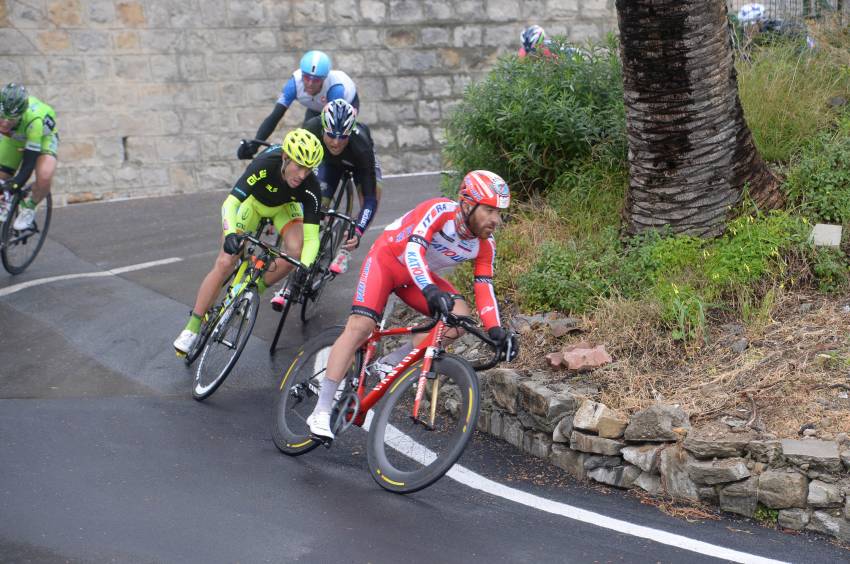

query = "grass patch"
[[737, 22, 850, 163]]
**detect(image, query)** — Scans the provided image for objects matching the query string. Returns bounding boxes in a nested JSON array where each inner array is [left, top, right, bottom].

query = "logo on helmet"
[[490, 179, 508, 196]]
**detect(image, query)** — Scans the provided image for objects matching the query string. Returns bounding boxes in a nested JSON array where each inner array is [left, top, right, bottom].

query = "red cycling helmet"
[[456, 170, 510, 238], [459, 170, 510, 209]]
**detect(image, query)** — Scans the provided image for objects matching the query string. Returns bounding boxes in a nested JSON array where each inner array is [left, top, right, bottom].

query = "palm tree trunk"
[[616, 0, 782, 238]]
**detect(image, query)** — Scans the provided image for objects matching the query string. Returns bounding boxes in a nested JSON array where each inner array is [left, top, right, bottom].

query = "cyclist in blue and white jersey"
[[237, 50, 359, 160]]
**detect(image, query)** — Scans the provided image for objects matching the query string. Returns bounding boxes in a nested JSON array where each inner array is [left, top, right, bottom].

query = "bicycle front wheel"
[[193, 288, 260, 401], [272, 326, 361, 455], [185, 267, 238, 366], [366, 353, 479, 494], [1, 191, 52, 274]]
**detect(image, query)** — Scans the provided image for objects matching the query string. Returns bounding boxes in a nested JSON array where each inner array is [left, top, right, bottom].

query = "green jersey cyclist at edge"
[[236, 50, 358, 160], [173, 129, 324, 355], [0, 83, 59, 230]]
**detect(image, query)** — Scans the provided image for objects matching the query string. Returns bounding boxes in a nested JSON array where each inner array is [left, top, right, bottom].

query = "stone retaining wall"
[[0, 0, 617, 203], [478, 367, 850, 543]]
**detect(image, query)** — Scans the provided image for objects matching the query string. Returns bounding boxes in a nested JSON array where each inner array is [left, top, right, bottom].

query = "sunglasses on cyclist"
[[302, 73, 324, 84], [323, 132, 349, 140]]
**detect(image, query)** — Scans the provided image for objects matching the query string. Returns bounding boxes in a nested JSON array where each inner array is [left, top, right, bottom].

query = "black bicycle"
[[269, 206, 357, 353], [0, 183, 52, 274]]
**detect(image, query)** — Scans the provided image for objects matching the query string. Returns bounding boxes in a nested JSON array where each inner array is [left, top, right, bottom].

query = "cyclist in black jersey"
[[269, 100, 382, 309]]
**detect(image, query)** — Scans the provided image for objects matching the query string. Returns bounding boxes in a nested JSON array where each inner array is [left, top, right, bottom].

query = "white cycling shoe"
[[12, 206, 36, 230], [306, 410, 334, 440], [173, 329, 198, 355]]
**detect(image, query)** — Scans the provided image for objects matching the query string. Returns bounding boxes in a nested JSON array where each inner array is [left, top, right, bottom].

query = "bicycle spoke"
[[193, 290, 259, 400]]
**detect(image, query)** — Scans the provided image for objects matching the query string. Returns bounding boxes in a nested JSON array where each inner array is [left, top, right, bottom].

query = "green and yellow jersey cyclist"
[[173, 129, 324, 355], [0, 83, 59, 230]]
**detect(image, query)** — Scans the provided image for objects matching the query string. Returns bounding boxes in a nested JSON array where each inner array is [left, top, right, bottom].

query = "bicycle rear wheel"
[[272, 326, 362, 455], [1, 191, 52, 274], [366, 353, 479, 494], [193, 287, 260, 401], [269, 268, 303, 354]]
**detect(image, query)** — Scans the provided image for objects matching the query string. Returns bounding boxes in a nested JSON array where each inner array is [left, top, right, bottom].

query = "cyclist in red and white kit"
[[306, 170, 518, 439]]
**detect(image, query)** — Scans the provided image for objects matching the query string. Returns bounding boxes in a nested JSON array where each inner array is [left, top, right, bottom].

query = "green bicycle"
[[186, 229, 304, 401]]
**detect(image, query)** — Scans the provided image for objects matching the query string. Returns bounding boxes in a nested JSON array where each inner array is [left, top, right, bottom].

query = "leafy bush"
[[811, 247, 850, 294], [517, 231, 628, 314], [442, 36, 625, 198], [785, 117, 850, 225]]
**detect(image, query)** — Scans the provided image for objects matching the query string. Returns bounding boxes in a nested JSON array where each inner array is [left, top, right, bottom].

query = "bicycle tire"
[[299, 177, 355, 322], [272, 325, 362, 455], [1, 191, 52, 274], [185, 267, 238, 366], [366, 353, 480, 494], [299, 225, 336, 323], [192, 287, 260, 401], [330, 176, 354, 255], [269, 271, 298, 354]]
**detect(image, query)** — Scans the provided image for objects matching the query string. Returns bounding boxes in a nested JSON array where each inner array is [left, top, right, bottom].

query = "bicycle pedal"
[[175, 350, 187, 359], [310, 434, 334, 448]]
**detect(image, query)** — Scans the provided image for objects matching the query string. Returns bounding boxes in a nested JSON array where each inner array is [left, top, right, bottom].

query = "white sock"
[[315, 377, 339, 414]]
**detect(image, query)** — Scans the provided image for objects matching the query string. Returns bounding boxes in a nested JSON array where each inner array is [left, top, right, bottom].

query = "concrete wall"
[[0, 0, 617, 203]]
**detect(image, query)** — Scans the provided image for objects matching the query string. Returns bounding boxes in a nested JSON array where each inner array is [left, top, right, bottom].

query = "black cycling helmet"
[[321, 99, 357, 138], [0, 83, 28, 119]]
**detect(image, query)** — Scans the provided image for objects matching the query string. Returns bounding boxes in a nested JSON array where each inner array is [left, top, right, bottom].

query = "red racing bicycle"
[[272, 310, 514, 493]]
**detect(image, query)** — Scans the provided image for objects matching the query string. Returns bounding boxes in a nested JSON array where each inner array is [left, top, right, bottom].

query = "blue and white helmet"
[[520, 25, 546, 53], [321, 99, 357, 138], [300, 50, 331, 78], [738, 3, 766, 25]]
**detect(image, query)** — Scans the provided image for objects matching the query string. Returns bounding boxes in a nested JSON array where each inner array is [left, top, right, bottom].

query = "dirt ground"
[[513, 289, 850, 439]]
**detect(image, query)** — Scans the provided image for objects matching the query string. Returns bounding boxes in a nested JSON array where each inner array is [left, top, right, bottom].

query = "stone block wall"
[[0, 0, 617, 203], [478, 365, 850, 544]]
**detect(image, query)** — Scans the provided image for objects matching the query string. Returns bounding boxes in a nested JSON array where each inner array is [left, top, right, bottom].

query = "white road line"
[[379, 423, 785, 564], [382, 170, 448, 179], [0, 257, 183, 298]]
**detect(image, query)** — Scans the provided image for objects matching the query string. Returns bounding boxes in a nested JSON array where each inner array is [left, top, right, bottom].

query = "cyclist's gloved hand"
[[223, 233, 242, 255], [237, 140, 260, 160], [341, 227, 363, 252], [422, 284, 454, 318], [488, 326, 520, 362]]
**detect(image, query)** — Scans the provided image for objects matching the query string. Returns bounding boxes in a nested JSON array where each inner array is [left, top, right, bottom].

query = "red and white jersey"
[[381, 197, 501, 329]]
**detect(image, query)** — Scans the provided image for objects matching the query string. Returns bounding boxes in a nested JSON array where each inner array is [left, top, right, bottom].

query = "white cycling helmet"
[[738, 3, 766, 26]]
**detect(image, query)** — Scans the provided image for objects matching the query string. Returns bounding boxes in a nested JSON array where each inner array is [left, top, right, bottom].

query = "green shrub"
[[700, 211, 809, 298], [442, 35, 625, 199], [811, 247, 850, 294], [785, 117, 850, 225]]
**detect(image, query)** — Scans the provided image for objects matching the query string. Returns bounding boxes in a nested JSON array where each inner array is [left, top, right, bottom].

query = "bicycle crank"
[[331, 392, 360, 436]]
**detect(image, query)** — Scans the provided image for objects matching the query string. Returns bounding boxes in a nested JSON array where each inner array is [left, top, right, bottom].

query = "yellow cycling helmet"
[[282, 128, 324, 168]]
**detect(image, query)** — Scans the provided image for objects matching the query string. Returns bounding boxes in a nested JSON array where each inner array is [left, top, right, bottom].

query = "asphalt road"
[[1, 173, 846, 563]]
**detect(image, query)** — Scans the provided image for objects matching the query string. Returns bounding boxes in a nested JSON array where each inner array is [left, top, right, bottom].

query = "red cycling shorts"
[[351, 238, 458, 322]]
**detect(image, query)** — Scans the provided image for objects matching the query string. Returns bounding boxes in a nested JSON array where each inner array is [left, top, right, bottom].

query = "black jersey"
[[229, 146, 321, 226]]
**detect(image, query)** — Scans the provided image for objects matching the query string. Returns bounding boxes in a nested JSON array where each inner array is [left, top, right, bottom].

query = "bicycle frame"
[[346, 320, 450, 428]]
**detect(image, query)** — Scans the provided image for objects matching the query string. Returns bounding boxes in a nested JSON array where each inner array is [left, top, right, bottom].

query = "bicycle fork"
[[412, 324, 446, 430]]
